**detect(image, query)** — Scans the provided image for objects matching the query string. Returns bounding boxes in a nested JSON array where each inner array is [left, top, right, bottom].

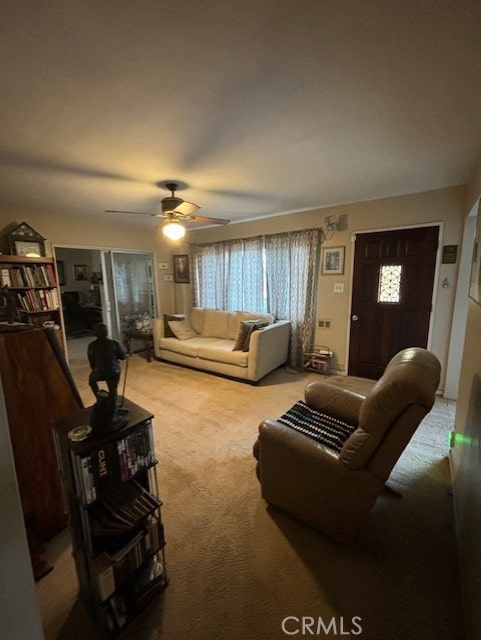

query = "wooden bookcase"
[[0, 254, 64, 347], [54, 399, 168, 637], [0, 327, 83, 543]]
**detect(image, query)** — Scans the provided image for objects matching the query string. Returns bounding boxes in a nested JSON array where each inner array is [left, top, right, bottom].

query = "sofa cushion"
[[168, 318, 197, 340], [202, 309, 229, 338], [225, 311, 239, 339], [159, 336, 218, 357], [163, 313, 185, 337], [189, 307, 205, 334], [197, 339, 249, 367]]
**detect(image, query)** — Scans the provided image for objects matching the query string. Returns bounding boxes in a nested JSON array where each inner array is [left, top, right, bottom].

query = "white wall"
[[0, 206, 178, 317], [451, 154, 481, 640], [0, 379, 44, 639], [188, 185, 466, 391], [0, 186, 467, 390]]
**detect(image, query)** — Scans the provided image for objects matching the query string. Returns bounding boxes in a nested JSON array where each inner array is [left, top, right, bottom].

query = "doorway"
[[348, 226, 439, 379], [54, 247, 156, 367], [100, 250, 156, 340]]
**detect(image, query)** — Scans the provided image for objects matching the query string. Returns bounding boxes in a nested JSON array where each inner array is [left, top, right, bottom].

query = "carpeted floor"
[[36, 355, 465, 640]]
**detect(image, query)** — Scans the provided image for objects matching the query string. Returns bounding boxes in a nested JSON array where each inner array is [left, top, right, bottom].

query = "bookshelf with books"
[[0, 255, 64, 345], [54, 399, 168, 638]]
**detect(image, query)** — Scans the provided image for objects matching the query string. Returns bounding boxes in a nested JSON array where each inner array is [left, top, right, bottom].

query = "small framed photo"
[[12, 239, 44, 257], [173, 255, 190, 283], [73, 264, 88, 281], [321, 246, 345, 275]]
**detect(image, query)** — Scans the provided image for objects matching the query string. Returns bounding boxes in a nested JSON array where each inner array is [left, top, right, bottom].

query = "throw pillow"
[[233, 320, 254, 351], [242, 320, 268, 352], [233, 320, 268, 351], [167, 318, 197, 341], [163, 314, 185, 337]]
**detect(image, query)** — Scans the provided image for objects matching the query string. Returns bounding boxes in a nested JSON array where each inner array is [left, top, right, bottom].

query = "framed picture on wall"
[[73, 264, 88, 281], [469, 216, 481, 304], [321, 246, 345, 275], [173, 255, 190, 283]]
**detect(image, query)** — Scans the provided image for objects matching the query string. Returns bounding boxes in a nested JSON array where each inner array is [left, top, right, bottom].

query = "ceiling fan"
[[106, 182, 230, 240]]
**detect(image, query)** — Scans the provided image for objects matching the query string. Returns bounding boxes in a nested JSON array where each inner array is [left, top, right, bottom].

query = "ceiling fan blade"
[[174, 200, 201, 215], [187, 214, 230, 225], [105, 209, 163, 217]]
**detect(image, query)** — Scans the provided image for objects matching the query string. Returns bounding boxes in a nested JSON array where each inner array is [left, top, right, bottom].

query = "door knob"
[[351, 314, 359, 321]]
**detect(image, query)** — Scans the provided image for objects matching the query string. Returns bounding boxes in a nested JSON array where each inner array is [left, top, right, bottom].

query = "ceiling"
[[2, 0, 481, 230]]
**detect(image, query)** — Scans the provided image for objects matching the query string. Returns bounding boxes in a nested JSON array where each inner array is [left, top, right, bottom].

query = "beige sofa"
[[153, 307, 291, 382]]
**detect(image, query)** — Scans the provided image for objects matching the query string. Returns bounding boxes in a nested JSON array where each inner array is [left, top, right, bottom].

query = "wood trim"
[[0, 254, 54, 264]]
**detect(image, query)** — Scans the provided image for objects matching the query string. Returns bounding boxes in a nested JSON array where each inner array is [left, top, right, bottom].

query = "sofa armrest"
[[152, 317, 165, 358], [304, 382, 363, 425], [247, 320, 291, 381]]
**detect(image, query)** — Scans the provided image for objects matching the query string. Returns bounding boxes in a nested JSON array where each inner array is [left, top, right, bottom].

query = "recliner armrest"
[[304, 382, 363, 425], [254, 418, 382, 543]]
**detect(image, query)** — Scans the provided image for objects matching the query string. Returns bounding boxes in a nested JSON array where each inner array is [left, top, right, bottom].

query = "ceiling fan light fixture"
[[163, 220, 186, 241]]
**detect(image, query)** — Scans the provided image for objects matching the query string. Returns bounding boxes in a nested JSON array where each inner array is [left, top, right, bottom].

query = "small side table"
[[123, 328, 154, 362]]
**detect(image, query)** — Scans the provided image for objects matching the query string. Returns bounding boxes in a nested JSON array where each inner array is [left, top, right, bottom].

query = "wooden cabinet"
[[0, 327, 83, 541], [0, 254, 64, 348], [54, 399, 168, 637]]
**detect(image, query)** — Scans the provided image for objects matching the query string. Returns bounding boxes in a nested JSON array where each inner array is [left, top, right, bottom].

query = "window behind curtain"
[[191, 228, 321, 367]]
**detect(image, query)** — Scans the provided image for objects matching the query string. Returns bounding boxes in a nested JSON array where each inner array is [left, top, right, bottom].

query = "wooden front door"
[[348, 226, 439, 379]]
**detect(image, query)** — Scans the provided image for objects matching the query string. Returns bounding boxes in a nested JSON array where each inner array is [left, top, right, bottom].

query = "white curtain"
[[265, 229, 320, 367], [192, 236, 264, 312], [191, 228, 321, 367]]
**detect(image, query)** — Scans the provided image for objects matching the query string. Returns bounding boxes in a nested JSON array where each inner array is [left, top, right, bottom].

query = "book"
[[94, 554, 116, 601], [0, 269, 11, 286]]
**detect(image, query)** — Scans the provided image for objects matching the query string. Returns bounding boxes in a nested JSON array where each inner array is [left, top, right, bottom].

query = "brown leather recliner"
[[253, 347, 441, 543]]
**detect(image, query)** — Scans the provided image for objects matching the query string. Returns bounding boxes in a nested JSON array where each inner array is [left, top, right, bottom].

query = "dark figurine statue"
[[0, 285, 18, 324], [87, 323, 129, 433]]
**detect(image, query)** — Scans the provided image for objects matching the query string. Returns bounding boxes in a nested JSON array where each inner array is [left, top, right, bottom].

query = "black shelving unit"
[[54, 399, 167, 637]]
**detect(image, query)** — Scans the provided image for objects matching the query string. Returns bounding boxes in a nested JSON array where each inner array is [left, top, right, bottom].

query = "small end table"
[[123, 328, 154, 362]]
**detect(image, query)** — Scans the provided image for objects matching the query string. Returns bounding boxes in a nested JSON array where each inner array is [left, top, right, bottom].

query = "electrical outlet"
[[333, 282, 344, 293]]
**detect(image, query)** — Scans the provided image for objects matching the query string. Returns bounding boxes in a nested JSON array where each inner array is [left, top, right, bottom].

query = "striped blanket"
[[277, 400, 356, 453]]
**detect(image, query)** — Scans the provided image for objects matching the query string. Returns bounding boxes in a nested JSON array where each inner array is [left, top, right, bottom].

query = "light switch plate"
[[333, 282, 344, 293], [158, 262, 168, 270], [164, 274, 173, 281]]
